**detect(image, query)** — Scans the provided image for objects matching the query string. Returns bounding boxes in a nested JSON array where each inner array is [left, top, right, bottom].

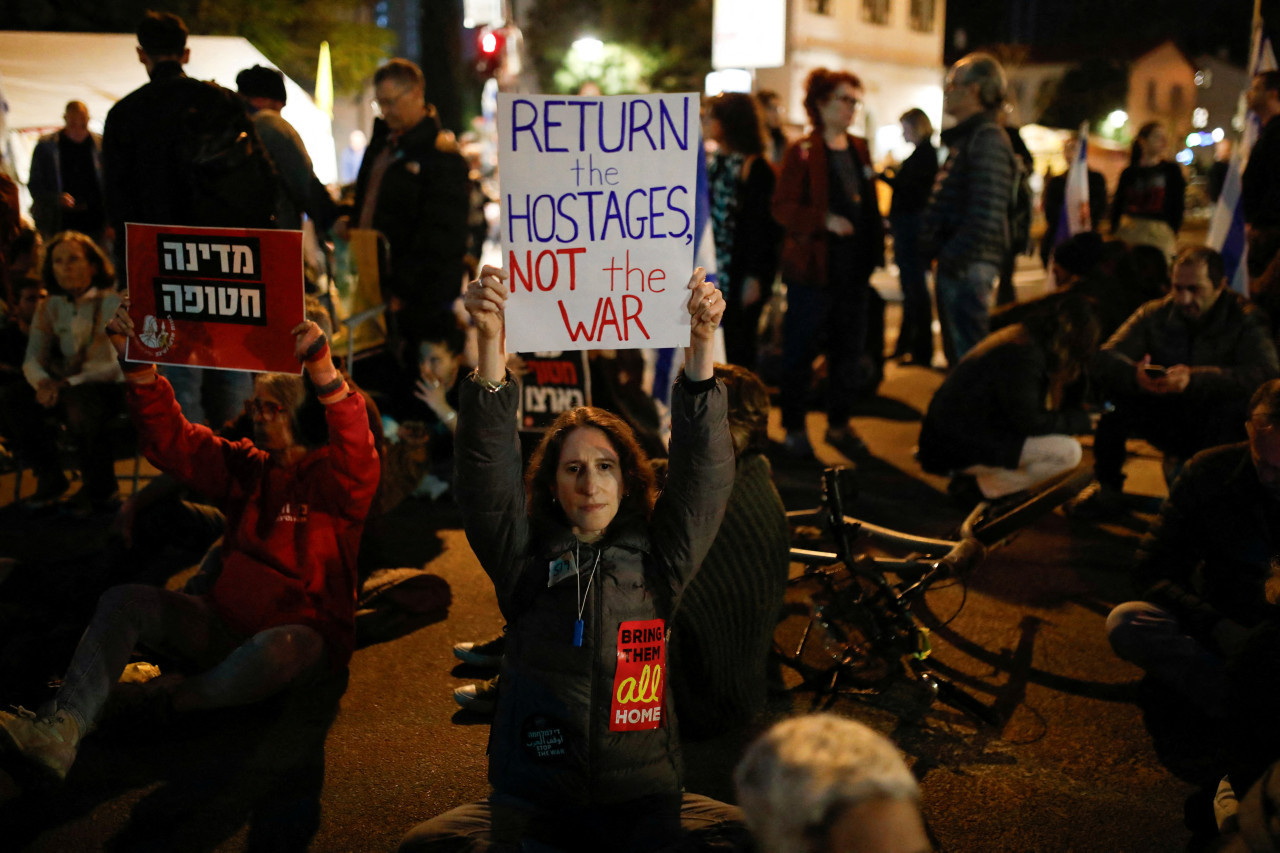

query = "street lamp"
[[1105, 109, 1128, 130], [572, 37, 605, 63]]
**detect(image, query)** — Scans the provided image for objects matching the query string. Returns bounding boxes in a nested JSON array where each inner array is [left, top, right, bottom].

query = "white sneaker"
[[1214, 775, 1239, 834]]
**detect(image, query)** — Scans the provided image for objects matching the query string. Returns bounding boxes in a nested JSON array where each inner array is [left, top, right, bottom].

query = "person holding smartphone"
[[1067, 247, 1280, 519]]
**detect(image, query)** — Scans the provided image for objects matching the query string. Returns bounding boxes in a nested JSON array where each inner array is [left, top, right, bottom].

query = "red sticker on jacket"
[[610, 618, 665, 731]]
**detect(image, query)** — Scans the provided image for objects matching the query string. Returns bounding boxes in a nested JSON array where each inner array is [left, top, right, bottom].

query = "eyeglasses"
[[373, 88, 414, 113], [833, 95, 860, 107], [246, 399, 286, 419]]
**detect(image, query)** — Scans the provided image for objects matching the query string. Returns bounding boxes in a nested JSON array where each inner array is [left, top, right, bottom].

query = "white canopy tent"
[[0, 31, 338, 191]]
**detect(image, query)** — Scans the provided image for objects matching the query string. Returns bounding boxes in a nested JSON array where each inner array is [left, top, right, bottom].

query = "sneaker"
[[453, 634, 506, 668], [454, 676, 500, 714], [783, 430, 815, 460], [0, 706, 81, 782], [1214, 775, 1239, 834], [1063, 481, 1126, 520], [825, 427, 868, 459]]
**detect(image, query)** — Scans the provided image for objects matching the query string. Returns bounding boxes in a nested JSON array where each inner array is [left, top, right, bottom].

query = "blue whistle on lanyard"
[[573, 619, 585, 647]]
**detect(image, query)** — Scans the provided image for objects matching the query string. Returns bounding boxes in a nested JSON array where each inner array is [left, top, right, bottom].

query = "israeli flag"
[[1209, 30, 1276, 294], [647, 135, 723, 408], [1060, 122, 1093, 242]]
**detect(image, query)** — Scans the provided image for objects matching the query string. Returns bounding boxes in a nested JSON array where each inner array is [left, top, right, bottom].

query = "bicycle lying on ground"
[[774, 465, 1093, 726]]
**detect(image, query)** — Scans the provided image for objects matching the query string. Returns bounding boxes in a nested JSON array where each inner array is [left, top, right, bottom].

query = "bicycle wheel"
[[773, 566, 900, 689]]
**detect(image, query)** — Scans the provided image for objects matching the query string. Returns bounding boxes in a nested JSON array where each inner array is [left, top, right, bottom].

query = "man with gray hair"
[[921, 52, 1017, 365], [735, 714, 930, 853]]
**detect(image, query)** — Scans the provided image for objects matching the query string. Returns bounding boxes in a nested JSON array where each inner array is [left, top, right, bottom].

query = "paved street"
[[0, 261, 1205, 851]]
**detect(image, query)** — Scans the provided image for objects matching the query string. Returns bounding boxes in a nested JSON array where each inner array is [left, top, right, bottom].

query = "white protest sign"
[[498, 93, 700, 352]]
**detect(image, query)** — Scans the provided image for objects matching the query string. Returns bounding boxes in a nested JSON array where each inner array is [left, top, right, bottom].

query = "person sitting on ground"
[[0, 307, 379, 789], [381, 311, 467, 507], [668, 362, 790, 738], [0, 279, 47, 469], [20, 230, 126, 513], [1106, 380, 1280, 824], [917, 292, 1098, 506], [399, 265, 747, 851], [735, 713, 930, 853], [1067, 246, 1280, 518]]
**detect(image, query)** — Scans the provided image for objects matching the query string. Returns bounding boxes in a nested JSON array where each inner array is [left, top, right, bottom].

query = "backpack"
[[175, 82, 279, 229]]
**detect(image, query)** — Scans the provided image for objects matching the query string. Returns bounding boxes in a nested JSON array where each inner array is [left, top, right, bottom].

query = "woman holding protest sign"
[[398, 265, 747, 852], [773, 68, 885, 460]]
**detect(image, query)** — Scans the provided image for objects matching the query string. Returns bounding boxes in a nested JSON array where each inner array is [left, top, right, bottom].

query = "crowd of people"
[[3, 9, 1280, 851]]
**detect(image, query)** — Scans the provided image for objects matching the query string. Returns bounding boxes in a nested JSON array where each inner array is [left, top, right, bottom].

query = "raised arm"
[[456, 266, 530, 613], [683, 267, 722, 381]]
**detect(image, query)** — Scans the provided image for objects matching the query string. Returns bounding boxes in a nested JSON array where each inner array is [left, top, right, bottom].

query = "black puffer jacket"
[[454, 374, 734, 808], [1093, 291, 1279, 402], [920, 112, 1016, 274]]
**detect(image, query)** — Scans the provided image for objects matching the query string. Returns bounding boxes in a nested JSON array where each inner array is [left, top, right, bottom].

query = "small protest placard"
[[610, 618, 666, 731], [124, 223, 305, 374], [517, 351, 592, 432], [498, 93, 701, 352]]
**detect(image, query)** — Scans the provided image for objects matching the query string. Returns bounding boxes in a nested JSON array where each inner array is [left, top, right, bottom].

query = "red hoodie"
[[127, 376, 379, 667]]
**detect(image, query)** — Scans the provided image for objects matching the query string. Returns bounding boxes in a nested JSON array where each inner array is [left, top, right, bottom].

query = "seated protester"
[[1107, 381, 1280, 805], [383, 310, 465, 504], [1068, 246, 1280, 518], [21, 231, 126, 512], [990, 232, 1105, 333], [399, 266, 748, 852], [668, 363, 790, 738], [734, 714, 929, 853], [918, 293, 1098, 504], [0, 280, 47, 468], [0, 311, 378, 788]]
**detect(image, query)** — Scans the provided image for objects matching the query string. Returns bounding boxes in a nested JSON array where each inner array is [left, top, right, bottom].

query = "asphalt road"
[[0, 260, 1203, 851]]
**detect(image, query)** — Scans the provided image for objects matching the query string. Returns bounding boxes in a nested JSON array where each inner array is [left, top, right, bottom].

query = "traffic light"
[[476, 27, 505, 78]]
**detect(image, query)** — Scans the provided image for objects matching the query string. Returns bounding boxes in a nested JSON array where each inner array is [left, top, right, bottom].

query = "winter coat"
[[920, 111, 1016, 274], [127, 376, 380, 668], [773, 131, 885, 288], [454, 373, 734, 809], [1093, 291, 1279, 402], [351, 116, 470, 311]]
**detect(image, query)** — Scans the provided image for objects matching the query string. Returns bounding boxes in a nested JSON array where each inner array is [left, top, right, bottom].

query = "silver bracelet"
[[469, 370, 508, 392]]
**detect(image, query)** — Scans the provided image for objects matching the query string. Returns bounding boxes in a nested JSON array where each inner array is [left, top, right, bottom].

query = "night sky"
[[946, 0, 1257, 66]]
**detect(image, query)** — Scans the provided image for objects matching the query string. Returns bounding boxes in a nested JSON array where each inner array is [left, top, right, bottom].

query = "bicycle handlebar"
[[936, 537, 986, 579]]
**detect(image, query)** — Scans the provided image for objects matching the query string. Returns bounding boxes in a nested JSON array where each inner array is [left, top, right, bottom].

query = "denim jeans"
[[935, 260, 998, 365], [159, 365, 254, 428], [56, 584, 326, 734]]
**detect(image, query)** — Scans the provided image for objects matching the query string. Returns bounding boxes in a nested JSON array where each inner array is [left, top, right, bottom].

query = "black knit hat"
[[236, 65, 288, 105], [137, 11, 188, 57]]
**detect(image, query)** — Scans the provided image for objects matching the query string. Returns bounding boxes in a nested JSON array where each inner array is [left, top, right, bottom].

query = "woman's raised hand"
[[684, 267, 722, 381], [465, 266, 508, 340]]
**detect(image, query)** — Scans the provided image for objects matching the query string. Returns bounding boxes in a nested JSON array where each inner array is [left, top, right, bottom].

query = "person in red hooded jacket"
[[0, 305, 379, 789]]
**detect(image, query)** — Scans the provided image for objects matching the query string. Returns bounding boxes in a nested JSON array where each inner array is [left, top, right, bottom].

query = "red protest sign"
[[610, 618, 665, 732], [517, 351, 592, 432], [123, 223, 304, 374]]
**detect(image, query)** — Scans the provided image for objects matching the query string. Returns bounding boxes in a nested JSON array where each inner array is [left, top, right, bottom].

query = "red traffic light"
[[480, 31, 499, 55]]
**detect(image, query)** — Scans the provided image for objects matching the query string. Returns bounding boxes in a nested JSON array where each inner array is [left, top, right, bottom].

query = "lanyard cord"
[[575, 542, 602, 624]]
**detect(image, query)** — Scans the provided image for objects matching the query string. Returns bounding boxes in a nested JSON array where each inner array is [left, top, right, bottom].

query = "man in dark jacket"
[[1069, 246, 1280, 518], [921, 52, 1017, 366], [235, 65, 338, 233], [345, 58, 469, 351], [102, 11, 275, 428], [28, 101, 107, 243]]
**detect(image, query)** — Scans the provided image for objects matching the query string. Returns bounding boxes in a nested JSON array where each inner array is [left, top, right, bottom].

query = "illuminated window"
[[862, 0, 890, 25], [807, 0, 833, 15], [909, 0, 935, 32]]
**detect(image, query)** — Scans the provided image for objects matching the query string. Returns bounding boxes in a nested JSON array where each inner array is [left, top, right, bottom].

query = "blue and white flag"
[[1060, 121, 1092, 242], [648, 136, 722, 407], [1209, 30, 1276, 294]]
